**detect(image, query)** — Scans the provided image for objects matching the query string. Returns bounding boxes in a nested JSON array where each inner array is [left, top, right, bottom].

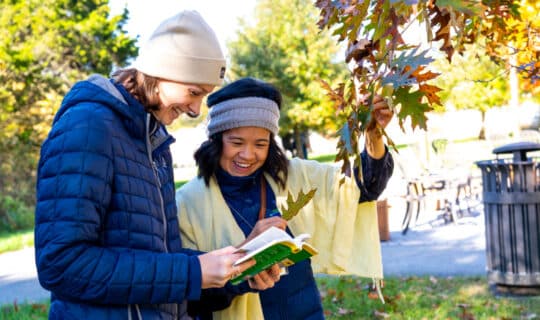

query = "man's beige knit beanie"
[[133, 10, 226, 85]]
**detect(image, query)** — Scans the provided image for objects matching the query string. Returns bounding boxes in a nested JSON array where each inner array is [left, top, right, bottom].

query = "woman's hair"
[[194, 132, 288, 189], [111, 68, 161, 111], [195, 77, 289, 188]]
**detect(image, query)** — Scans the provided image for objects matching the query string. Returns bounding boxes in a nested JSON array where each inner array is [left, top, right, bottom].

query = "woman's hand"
[[247, 264, 282, 290], [237, 216, 287, 247], [198, 217, 286, 289], [369, 95, 394, 130], [365, 95, 394, 159], [198, 246, 255, 289]]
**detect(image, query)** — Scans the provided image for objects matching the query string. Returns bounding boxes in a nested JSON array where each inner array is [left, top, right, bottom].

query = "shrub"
[[0, 195, 34, 232]]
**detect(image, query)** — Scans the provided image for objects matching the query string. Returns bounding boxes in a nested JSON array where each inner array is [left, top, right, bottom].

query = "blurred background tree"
[[432, 44, 510, 139], [227, 0, 348, 158], [0, 0, 137, 230]]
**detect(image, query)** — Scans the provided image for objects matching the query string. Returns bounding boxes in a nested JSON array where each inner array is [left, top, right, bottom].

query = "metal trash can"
[[476, 141, 540, 295]]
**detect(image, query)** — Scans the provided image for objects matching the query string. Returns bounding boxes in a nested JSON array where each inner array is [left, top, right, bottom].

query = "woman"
[[177, 77, 394, 319], [34, 11, 277, 320]]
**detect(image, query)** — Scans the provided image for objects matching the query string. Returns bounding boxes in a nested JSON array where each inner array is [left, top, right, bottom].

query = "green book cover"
[[230, 227, 318, 285]]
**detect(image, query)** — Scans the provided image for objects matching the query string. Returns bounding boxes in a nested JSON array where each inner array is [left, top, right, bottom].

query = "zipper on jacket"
[[127, 304, 143, 320], [145, 114, 169, 253], [145, 115, 179, 318]]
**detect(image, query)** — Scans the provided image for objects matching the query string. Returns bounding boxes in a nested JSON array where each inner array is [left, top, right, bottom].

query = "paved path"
[[381, 210, 486, 277], [0, 247, 49, 305]]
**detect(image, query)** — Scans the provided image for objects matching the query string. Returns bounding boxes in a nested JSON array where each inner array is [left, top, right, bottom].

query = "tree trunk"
[[478, 110, 486, 140], [509, 46, 520, 108], [293, 127, 305, 159]]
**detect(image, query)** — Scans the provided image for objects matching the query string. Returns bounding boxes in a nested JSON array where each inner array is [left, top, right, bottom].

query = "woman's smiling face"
[[152, 80, 214, 125], [219, 126, 271, 176]]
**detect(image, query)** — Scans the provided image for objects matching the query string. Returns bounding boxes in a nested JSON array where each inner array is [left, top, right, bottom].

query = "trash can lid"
[[493, 141, 540, 161]]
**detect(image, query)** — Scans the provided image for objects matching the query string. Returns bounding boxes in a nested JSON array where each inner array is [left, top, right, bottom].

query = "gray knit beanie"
[[133, 10, 226, 85], [206, 97, 280, 136]]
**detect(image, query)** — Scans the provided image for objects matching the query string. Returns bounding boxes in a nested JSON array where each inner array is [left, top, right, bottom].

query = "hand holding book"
[[230, 227, 318, 285]]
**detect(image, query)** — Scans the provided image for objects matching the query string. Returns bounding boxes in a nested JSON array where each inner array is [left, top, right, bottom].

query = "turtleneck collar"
[[215, 167, 262, 196]]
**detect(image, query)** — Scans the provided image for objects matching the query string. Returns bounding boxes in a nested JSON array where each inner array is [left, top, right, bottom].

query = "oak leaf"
[[280, 188, 317, 221], [419, 83, 442, 106], [394, 86, 432, 131]]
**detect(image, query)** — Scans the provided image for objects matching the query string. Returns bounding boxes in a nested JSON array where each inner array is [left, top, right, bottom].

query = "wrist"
[[365, 126, 386, 159], [366, 125, 384, 140]]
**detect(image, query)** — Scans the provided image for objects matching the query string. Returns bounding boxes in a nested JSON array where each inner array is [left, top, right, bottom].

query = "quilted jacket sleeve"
[[35, 103, 200, 304]]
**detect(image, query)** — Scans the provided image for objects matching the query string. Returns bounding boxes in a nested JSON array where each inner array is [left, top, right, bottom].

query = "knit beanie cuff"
[[206, 97, 280, 136], [135, 53, 226, 85]]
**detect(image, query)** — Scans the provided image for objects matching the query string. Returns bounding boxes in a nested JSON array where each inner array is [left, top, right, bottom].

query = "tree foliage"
[[432, 44, 510, 113], [0, 0, 137, 212], [315, 0, 539, 173], [431, 44, 510, 138], [508, 0, 540, 96], [227, 0, 348, 140]]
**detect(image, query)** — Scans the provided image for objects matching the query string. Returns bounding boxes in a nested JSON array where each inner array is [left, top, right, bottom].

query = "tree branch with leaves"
[[315, 0, 538, 174]]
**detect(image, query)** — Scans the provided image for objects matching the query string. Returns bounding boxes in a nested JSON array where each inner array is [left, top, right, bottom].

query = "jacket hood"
[[54, 74, 147, 138]]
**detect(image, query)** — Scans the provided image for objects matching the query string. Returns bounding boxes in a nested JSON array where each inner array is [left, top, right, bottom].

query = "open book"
[[230, 226, 318, 285]]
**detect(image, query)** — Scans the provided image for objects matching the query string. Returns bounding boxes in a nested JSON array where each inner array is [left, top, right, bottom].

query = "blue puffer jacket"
[[35, 75, 201, 319]]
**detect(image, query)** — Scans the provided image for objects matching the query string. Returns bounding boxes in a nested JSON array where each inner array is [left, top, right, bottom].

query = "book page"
[[236, 227, 292, 253], [233, 227, 314, 266], [293, 233, 311, 246]]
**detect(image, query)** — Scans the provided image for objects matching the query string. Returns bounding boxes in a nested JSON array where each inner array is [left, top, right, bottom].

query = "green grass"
[[309, 153, 337, 163], [318, 275, 540, 319], [0, 229, 34, 254], [2, 276, 538, 319], [308, 145, 412, 163], [175, 180, 188, 189], [0, 301, 49, 320], [453, 136, 482, 144]]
